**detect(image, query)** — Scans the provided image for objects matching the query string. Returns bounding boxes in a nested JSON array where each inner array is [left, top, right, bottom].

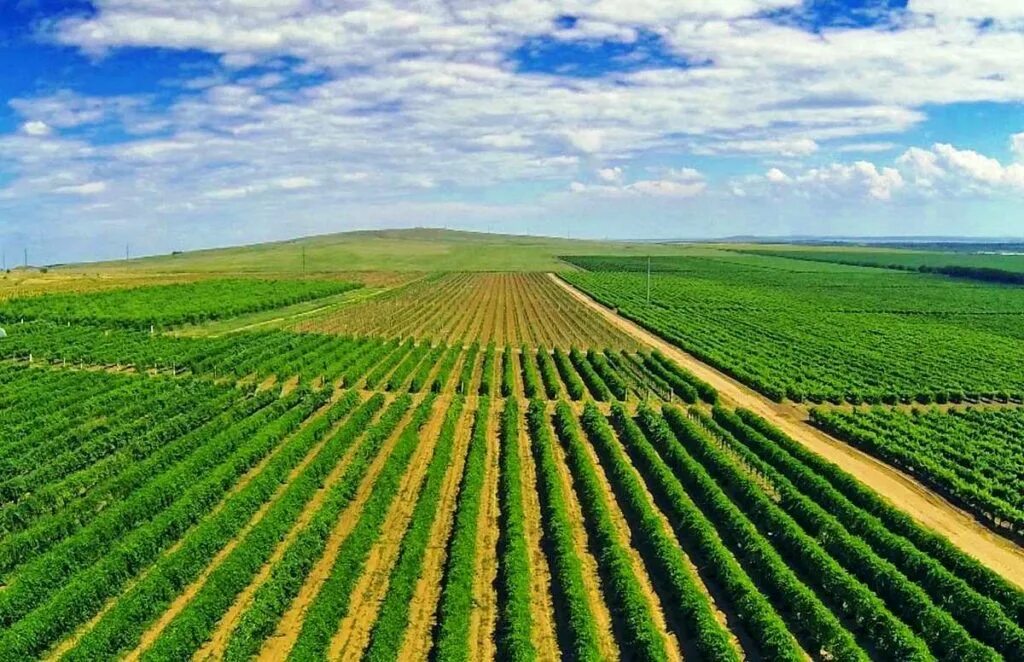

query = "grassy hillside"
[[63, 228, 693, 274]]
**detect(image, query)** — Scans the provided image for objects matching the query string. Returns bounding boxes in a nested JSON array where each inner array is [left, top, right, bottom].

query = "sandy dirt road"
[[550, 273, 1024, 589]]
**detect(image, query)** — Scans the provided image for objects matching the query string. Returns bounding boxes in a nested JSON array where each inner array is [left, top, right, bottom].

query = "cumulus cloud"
[[899, 143, 1024, 192], [572, 167, 706, 198], [20, 121, 52, 136], [597, 167, 623, 183], [750, 162, 904, 200], [1, 0, 1023, 259]]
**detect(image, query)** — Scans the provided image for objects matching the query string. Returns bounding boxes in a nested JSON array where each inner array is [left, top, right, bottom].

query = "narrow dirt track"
[[550, 273, 1024, 589], [397, 401, 476, 661], [327, 396, 450, 659]]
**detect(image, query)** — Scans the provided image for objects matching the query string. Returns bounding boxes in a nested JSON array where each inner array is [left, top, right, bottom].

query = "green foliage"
[[552, 401, 669, 660], [568, 348, 610, 401], [661, 406, 933, 660], [217, 395, 413, 662], [712, 408, 1024, 659], [501, 346, 516, 398], [432, 397, 491, 661], [563, 255, 1024, 403], [64, 391, 367, 661], [525, 400, 603, 661], [551, 347, 584, 401], [287, 395, 437, 661], [534, 347, 561, 400], [479, 343, 497, 396], [495, 398, 534, 661], [0, 279, 358, 329], [811, 406, 1024, 537], [364, 397, 466, 661]]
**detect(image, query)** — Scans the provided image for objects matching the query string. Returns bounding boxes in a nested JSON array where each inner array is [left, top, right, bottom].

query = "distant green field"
[[737, 245, 1024, 280], [63, 228, 696, 273], [563, 253, 1024, 404]]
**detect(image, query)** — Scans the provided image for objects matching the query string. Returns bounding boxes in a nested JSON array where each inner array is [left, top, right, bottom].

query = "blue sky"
[[1, 1, 1023, 263]]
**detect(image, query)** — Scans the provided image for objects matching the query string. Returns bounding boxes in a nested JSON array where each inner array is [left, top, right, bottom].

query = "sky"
[[0, 1, 1023, 264]]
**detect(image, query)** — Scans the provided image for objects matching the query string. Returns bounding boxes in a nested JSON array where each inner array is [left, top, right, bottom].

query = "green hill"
[[62, 228, 691, 274]]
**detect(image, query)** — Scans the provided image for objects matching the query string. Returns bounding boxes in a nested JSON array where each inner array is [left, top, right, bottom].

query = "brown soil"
[[116, 397, 350, 661], [544, 413, 620, 660], [468, 400, 500, 661], [192, 399, 388, 661], [397, 401, 476, 661], [515, 410, 562, 660], [257, 403, 421, 659], [574, 422, 684, 661], [326, 396, 450, 659], [551, 273, 1024, 589]]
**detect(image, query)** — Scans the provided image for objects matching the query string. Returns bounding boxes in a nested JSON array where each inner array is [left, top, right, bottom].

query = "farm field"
[[562, 254, 1024, 404], [736, 245, 1024, 281], [3, 355, 1024, 660], [811, 405, 1024, 537], [1, 229, 1023, 661], [293, 272, 639, 349], [0, 279, 361, 330]]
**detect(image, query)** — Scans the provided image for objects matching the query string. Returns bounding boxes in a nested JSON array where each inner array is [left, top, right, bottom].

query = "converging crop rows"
[[292, 272, 639, 349], [2, 357, 1021, 661]]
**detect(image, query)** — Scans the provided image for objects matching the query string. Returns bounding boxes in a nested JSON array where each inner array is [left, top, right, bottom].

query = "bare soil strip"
[[327, 396, 451, 659], [257, 404, 421, 659], [118, 397, 354, 659], [551, 273, 1024, 589], [544, 411, 620, 660], [576, 422, 684, 661], [190, 402, 392, 661], [468, 399, 500, 662], [516, 410, 562, 659], [397, 401, 476, 661]]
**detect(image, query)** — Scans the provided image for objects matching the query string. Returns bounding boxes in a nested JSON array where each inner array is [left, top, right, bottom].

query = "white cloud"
[[53, 181, 107, 196], [571, 167, 706, 198], [836, 142, 897, 154], [566, 129, 605, 154], [898, 143, 1024, 192], [474, 133, 532, 149], [0, 0, 1021, 260], [696, 138, 818, 157], [20, 121, 52, 137], [275, 176, 318, 190], [752, 162, 904, 200], [1012, 133, 1024, 161]]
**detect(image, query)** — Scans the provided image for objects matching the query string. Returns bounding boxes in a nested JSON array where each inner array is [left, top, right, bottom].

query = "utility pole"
[[646, 255, 652, 304], [125, 243, 130, 262], [23, 248, 27, 269], [301, 245, 306, 274]]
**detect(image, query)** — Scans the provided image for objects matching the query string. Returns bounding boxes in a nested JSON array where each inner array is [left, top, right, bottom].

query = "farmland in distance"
[[0, 229, 1022, 661]]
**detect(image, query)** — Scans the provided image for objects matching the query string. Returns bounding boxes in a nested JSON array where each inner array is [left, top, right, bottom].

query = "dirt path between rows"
[[398, 400, 476, 661], [468, 400, 500, 662], [257, 403, 421, 659], [515, 410, 561, 660], [327, 396, 450, 659], [550, 273, 1024, 589]]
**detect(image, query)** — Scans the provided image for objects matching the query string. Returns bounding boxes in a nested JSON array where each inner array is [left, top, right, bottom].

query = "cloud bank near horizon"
[[1, 1, 1023, 262]]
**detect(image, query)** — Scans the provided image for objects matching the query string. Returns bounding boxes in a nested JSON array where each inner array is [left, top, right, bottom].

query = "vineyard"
[[292, 272, 638, 349], [562, 255, 1024, 403], [2, 353, 1022, 660], [0, 279, 360, 329], [811, 406, 1024, 537], [1, 233, 1023, 661]]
